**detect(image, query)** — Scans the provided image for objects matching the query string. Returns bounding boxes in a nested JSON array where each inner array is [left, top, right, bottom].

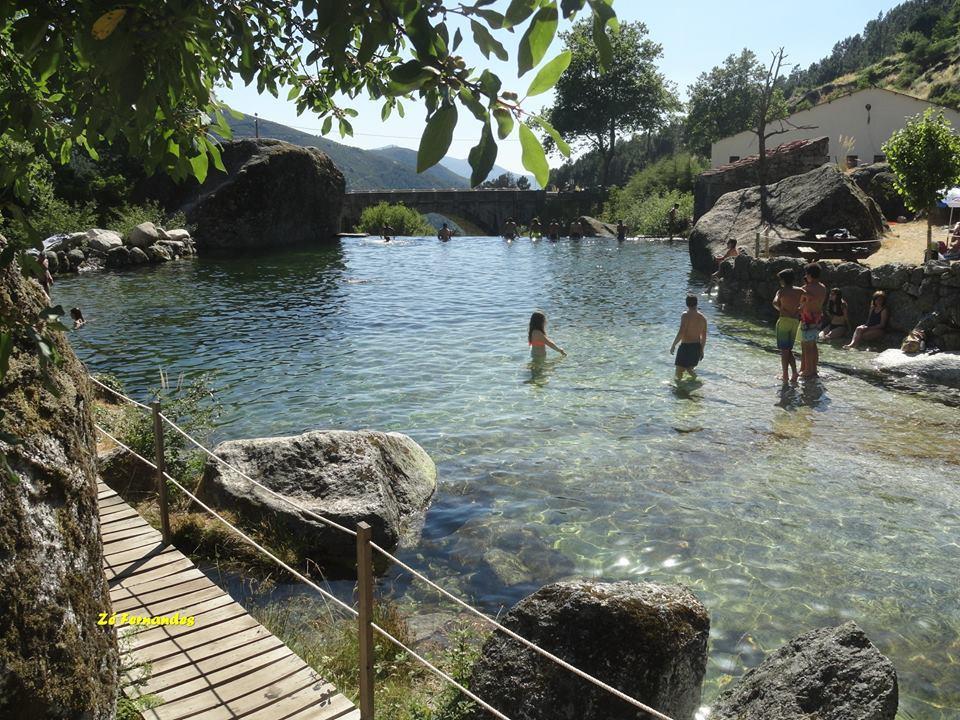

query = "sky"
[[216, 1, 904, 175]]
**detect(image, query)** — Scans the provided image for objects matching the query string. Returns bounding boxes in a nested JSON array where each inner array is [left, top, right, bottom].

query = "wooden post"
[[357, 522, 375, 720], [151, 401, 172, 545]]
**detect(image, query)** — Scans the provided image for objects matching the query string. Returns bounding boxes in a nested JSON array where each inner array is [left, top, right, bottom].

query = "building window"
[[728, 155, 740, 163], [873, 154, 885, 163], [845, 155, 858, 169]]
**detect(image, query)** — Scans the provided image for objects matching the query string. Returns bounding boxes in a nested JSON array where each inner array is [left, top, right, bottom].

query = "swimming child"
[[529, 217, 543, 240], [438, 222, 453, 241], [772, 268, 802, 384], [528, 311, 566, 357], [670, 294, 707, 380], [70, 307, 85, 329]]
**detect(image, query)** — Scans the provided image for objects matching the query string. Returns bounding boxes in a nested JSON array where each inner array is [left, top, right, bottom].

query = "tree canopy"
[[684, 49, 766, 156], [0, 0, 618, 221], [882, 108, 960, 252], [543, 19, 676, 186]]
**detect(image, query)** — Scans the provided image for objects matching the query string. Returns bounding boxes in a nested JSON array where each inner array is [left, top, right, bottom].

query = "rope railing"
[[91, 374, 677, 720], [94, 423, 358, 620]]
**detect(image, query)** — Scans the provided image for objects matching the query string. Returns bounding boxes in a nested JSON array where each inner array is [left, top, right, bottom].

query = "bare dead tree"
[[755, 48, 817, 224]]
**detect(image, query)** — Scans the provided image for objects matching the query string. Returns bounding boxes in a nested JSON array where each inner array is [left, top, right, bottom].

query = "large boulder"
[[874, 349, 960, 389], [468, 580, 709, 720], [178, 139, 345, 254], [198, 429, 436, 576], [0, 239, 119, 717], [85, 228, 123, 253], [125, 221, 162, 249], [578, 216, 617, 238], [710, 622, 897, 720], [850, 163, 909, 220], [689, 164, 887, 272]]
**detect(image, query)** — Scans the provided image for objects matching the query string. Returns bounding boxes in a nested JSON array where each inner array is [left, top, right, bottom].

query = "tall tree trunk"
[[758, 122, 768, 225], [926, 205, 933, 262], [600, 120, 616, 187]]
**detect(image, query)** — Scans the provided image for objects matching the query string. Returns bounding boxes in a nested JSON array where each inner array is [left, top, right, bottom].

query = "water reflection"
[[525, 356, 562, 387]]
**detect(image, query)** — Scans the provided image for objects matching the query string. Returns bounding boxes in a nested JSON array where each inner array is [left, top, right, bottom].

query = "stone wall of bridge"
[[341, 189, 605, 235]]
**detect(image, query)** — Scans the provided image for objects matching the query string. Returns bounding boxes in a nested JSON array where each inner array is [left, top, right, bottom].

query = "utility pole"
[[254, 112, 259, 139]]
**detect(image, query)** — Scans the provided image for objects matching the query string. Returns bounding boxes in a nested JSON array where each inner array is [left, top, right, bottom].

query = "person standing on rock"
[[773, 268, 802, 384], [670, 294, 707, 381], [668, 203, 680, 241], [798, 263, 827, 379]]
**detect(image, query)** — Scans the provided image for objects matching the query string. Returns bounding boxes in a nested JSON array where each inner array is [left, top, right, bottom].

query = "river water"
[[56, 237, 959, 717]]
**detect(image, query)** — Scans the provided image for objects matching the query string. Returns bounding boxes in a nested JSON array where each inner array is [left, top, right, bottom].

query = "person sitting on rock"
[[845, 291, 888, 349], [818, 288, 849, 341], [943, 233, 960, 260]]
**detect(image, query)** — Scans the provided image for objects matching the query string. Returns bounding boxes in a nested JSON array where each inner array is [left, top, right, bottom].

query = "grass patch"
[[249, 594, 490, 720]]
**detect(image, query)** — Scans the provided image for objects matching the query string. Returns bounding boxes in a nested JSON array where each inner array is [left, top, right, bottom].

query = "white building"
[[711, 88, 960, 168]]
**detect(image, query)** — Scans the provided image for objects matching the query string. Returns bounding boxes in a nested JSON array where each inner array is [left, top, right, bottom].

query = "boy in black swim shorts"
[[670, 294, 707, 380]]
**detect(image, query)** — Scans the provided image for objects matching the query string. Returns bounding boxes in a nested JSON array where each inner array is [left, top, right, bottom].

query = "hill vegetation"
[[226, 114, 469, 191]]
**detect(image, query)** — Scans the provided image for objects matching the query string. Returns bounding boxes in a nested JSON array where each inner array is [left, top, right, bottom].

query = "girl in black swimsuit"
[[818, 288, 849, 341]]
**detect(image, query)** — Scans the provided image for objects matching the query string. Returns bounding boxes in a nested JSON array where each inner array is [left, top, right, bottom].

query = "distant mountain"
[[226, 113, 469, 191], [437, 155, 538, 189]]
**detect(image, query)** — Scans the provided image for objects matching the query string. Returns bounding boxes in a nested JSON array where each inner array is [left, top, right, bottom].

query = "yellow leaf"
[[92, 9, 126, 40]]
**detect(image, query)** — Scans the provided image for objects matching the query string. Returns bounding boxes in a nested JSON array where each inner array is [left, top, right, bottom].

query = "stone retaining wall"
[[717, 254, 960, 350]]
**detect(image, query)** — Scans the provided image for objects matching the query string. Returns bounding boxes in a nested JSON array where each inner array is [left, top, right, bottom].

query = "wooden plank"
[[143, 632, 284, 682], [143, 656, 311, 719], [107, 556, 195, 588], [104, 535, 166, 560], [98, 482, 357, 720], [124, 599, 253, 652], [146, 644, 295, 701], [104, 542, 176, 569], [240, 679, 354, 720], [110, 566, 208, 601], [126, 611, 262, 660], [111, 576, 218, 613]]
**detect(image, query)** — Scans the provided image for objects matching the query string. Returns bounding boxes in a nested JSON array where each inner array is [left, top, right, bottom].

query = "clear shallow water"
[[57, 238, 960, 717]]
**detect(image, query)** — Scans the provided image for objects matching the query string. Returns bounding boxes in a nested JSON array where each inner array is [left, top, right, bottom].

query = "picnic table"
[[787, 235, 881, 262]]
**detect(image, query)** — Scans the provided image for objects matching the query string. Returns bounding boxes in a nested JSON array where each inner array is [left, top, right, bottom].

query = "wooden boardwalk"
[[98, 481, 360, 720]]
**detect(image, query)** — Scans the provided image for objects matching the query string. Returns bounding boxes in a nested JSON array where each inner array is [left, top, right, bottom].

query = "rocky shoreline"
[[41, 222, 196, 276]]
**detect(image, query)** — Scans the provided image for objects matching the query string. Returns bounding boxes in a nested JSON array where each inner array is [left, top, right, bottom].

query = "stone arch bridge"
[[341, 189, 605, 235]]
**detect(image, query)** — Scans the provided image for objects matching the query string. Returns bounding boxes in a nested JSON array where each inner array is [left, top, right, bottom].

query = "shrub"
[[355, 202, 434, 236], [897, 30, 926, 55], [110, 200, 189, 239], [606, 188, 694, 238]]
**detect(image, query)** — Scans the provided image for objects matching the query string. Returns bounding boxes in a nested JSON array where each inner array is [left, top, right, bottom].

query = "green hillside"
[[226, 114, 469, 191]]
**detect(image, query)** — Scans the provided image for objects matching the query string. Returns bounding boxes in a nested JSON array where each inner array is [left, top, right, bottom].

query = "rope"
[[369, 621, 512, 720], [93, 424, 358, 620], [88, 375, 153, 411], [90, 374, 674, 720], [159, 414, 358, 538], [369, 541, 674, 720]]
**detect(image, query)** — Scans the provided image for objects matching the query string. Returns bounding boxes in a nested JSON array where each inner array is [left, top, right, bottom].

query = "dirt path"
[[865, 219, 949, 267]]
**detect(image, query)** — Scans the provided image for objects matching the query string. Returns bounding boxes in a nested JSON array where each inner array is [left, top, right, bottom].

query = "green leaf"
[[417, 104, 458, 173], [493, 107, 514, 140], [478, 70, 502, 99], [38, 305, 65, 323], [474, 9, 504, 29], [519, 123, 549, 187], [525, 51, 571, 97], [458, 87, 488, 122], [452, 28, 463, 51], [286, 85, 299, 101], [189, 150, 209, 184], [504, 0, 540, 29], [592, 15, 613, 68], [471, 20, 508, 61], [321, 115, 332, 135], [468, 120, 498, 187], [534, 116, 571, 156], [339, 118, 353, 137], [381, 102, 392, 122], [518, 2, 558, 76]]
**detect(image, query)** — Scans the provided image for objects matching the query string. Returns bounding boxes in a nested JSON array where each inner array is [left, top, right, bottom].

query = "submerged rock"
[[0, 237, 119, 717], [710, 622, 897, 720], [468, 580, 709, 720], [689, 164, 886, 273], [198, 429, 436, 576]]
